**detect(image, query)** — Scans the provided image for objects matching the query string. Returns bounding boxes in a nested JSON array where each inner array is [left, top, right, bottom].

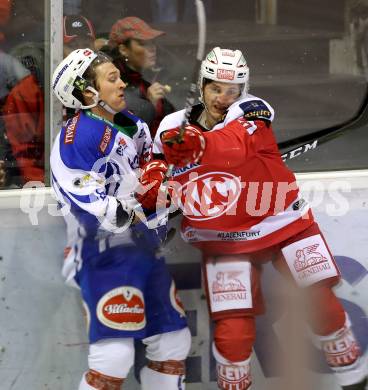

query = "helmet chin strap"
[[80, 86, 119, 114], [98, 100, 119, 115]]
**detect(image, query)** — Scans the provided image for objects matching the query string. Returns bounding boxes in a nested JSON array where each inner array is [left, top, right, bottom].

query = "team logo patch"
[[170, 281, 186, 317], [281, 234, 339, 287], [217, 69, 235, 80], [206, 260, 252, 313], [72, 173, 104, 188], [239, 100, 273, 122], [116, 137, 128, 156], [99, 126, 112, 153], [177, 172, 241, 221], [96, 286, 146, 331], [73, 174, 91, 188]]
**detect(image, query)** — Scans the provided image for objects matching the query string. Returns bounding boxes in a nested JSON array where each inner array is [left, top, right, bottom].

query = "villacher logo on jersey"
[[97, 286, 146, 331]]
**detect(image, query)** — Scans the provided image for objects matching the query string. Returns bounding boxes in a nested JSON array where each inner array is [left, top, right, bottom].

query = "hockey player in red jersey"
[[138, 47, 367, 389]]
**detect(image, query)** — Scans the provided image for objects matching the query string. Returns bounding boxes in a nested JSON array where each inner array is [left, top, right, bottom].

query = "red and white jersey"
[[153, 95, 314, 254]]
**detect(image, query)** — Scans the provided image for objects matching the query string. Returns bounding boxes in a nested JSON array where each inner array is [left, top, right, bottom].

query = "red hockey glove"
[[136, 160, 169, 210], [161, 124, 206, 167]]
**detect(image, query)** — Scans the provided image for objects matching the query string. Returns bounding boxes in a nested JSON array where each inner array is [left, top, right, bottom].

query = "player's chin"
[[210, 110, 224, 121], [115, 98, 127, 111]]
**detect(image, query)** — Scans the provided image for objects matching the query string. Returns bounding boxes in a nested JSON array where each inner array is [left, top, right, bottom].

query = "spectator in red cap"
[[106, 16, 175, 137], [63, 14, 96, 56]]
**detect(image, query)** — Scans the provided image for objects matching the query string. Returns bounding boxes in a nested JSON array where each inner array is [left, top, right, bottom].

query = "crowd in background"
[[0, 0, 212, 189], [1, 0, 368, 190]]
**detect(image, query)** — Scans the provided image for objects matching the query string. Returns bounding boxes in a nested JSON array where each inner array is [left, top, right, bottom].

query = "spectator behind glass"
[[63, 14, 96, 124], [0, 0, 44, 188], [0, 0, 11, 43], [0, 14, 97, 188], [0, 0, 12, 188], [107, 16, 175, 136], [63, 14, 96, 56], [2, 41, 45, 186], [64, 0, 82, 16]]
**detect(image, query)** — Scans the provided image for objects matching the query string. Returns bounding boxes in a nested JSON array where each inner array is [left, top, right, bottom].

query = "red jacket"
[[3, 74, 44, 183]]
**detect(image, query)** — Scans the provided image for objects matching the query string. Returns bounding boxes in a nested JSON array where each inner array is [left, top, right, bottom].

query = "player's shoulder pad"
[[113, 110, 140, 138], [60, 112, 115, 170], [237, 95, 275, 122]]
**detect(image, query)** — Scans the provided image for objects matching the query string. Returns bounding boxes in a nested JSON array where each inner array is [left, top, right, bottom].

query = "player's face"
[[95, 62, 126, 113], [203, 81, 241, 126], [122, 39, 157, 71]]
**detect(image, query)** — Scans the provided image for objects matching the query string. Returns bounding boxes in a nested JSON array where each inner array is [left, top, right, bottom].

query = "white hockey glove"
[[102, 195, 141, 233]]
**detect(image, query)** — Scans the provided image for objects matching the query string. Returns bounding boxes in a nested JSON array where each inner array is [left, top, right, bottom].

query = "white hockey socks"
[[140, 361, 186, 390], [213, 344, 252, 390], [216, 359, 252, 390], [317, 317, 366, 387]]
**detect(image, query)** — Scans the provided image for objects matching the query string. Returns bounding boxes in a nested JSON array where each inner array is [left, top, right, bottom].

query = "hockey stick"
[[278, 90, 368, 162], [164, 0, 206, 178], [139, 0, 206, 229]]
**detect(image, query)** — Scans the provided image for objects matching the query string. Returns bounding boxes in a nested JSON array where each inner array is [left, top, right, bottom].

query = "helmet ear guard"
[[198, 47, 250, 102]]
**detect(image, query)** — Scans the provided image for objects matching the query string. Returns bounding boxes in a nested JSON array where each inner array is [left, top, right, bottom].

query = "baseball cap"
[[63, 15, 96, 44], [109, 16, 164, 46]]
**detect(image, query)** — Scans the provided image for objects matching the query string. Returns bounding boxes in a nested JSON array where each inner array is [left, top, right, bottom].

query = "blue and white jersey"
[[50, 110, 151, 272], [50, 110, 188, 342]]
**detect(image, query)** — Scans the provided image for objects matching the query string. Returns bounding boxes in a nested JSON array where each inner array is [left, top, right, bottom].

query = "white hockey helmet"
[[52, 48, 99, 109], [198, 47, 249, 99]]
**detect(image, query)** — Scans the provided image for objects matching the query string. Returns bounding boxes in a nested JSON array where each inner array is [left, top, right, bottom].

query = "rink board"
[[0, 170, 367, 390]]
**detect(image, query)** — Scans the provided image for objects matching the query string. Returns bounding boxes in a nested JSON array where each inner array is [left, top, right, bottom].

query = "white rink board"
[[0, 170, 367, 390]]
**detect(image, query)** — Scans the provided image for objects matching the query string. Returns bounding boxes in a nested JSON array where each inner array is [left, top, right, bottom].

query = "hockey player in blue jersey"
[[50, 48, 190, 389]]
